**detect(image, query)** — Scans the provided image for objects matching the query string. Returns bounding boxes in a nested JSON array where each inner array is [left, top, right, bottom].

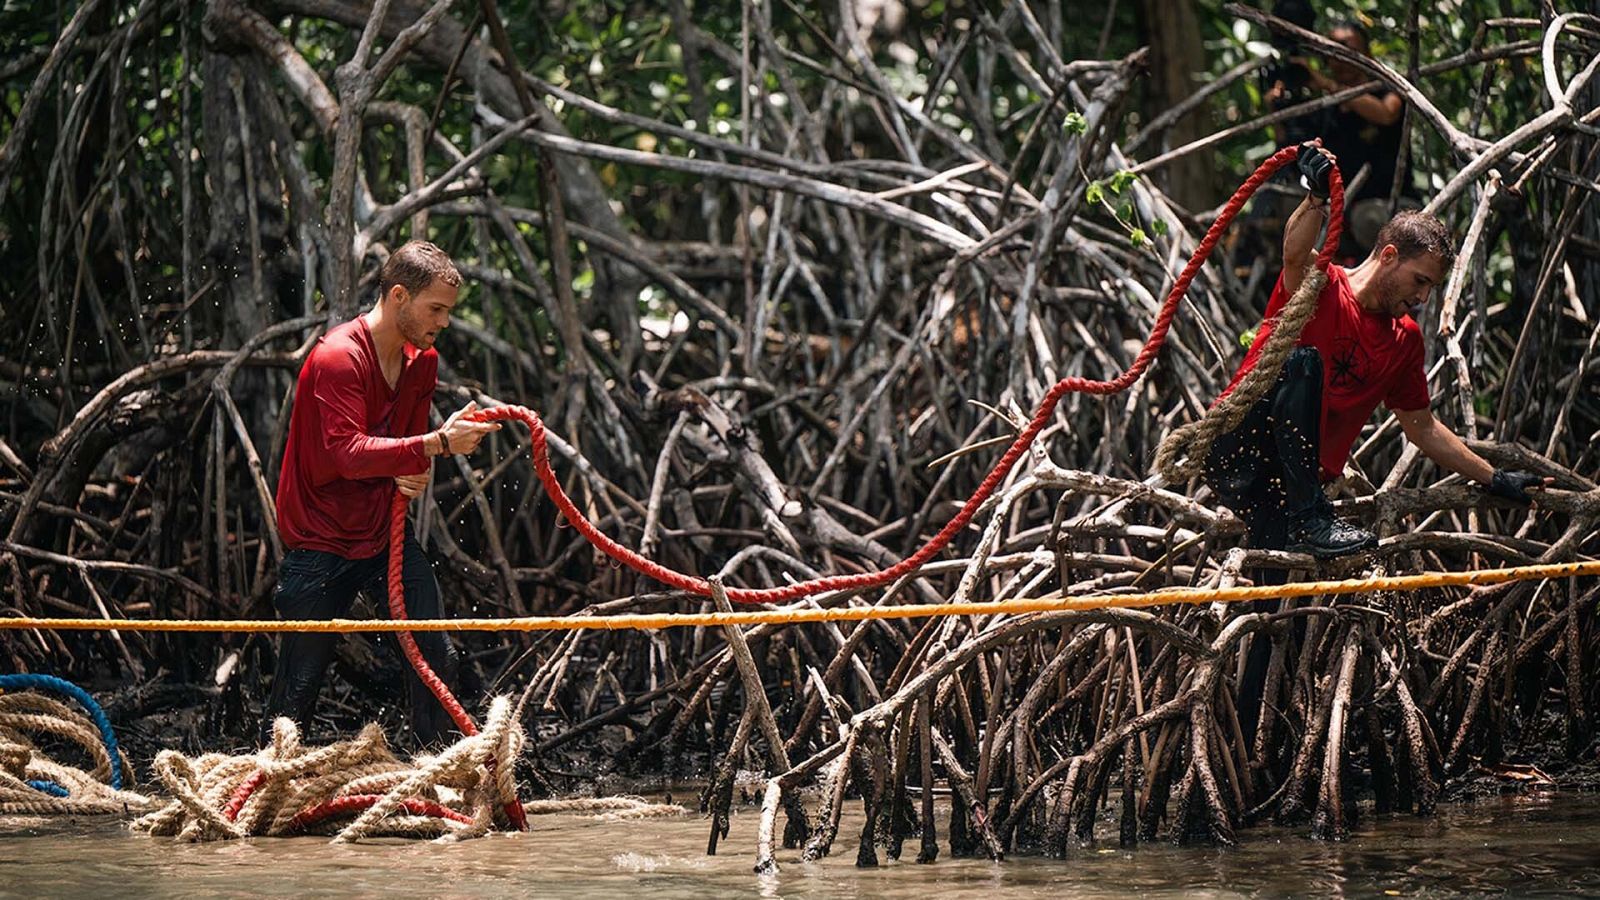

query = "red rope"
[[456, 146, 1342, 605], [285, 794, 476, 833], [385, 491, 528, 830]]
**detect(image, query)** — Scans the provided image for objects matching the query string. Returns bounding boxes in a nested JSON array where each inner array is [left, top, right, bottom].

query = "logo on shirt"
[[1328, 337, 1369, 390]]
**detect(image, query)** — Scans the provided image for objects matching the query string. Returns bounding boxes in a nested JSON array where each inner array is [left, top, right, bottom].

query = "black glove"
[[1487, 469, 1542, 505], [1297, 141, 1334, 200]]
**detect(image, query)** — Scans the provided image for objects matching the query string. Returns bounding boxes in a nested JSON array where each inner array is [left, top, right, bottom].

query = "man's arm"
[[1340, 91, 1403, 127], [1395, 407, 1556, 503], [316, 368, 431, 479], [1282, 193, 1329, 296], [1307, 69, 1404, 126], [1394, 407, 1494, 484], [1283, 141, 1335, 296]]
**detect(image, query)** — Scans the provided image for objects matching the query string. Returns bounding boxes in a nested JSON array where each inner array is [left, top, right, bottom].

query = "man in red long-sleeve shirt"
[[264, 240, 499, 747]]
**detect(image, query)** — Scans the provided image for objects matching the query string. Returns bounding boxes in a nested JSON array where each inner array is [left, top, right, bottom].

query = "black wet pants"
[[261, 532, 460, 748], [1203, 345, 1327, 560], [1202, 346, 1325, 743]]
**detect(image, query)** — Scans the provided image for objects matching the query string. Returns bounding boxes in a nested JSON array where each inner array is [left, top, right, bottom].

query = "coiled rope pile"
[[129, 694, 679, 842], [0, 680, 679, 842], [0, 674, 154, 817]]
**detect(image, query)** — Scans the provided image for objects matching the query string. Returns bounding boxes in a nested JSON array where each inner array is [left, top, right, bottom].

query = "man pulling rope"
[[264, 241, 499, 749], [1166, 140, 1549, 564]]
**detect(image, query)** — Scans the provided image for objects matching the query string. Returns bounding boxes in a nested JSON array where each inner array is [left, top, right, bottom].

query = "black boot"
[[1271, 348, 1377, 559], [1286, 506, 1377, 558]]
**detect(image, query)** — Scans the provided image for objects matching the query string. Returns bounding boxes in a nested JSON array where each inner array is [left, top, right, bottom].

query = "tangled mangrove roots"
[[3, 0, 1600, 867], [0, 689, 154, 817]]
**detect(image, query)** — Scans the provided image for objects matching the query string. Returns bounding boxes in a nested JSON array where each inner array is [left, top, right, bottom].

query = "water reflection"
[[2, 792, 1598, 897]]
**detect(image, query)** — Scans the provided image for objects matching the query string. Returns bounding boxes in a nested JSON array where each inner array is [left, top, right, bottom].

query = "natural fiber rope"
[[0, 690, 153, 817], [1153, 263, 1331, 481], [132, 699, 529, 843]]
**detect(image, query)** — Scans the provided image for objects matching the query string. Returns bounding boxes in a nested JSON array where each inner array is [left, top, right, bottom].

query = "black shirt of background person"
[[1322, 88, 1405, 202]]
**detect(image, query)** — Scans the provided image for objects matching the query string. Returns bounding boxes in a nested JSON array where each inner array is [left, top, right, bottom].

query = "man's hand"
[[395, 472, 429, 498], [1297, 140, 1336, 200], [1487, 469, 1554, 506], [434, 401, 500, 456]]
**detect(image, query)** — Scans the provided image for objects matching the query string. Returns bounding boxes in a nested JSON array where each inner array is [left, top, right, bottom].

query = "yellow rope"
[[1, 559, 1596, 634]]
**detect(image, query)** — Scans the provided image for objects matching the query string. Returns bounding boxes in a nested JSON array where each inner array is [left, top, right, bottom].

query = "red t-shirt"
[[275, 318, 437, 558], [1220, 266, 1429, 480]]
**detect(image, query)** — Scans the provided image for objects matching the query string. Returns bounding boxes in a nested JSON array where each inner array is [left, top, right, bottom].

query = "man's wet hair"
[[378, 240, 461, 300], [1375, 211, 1455, 267]]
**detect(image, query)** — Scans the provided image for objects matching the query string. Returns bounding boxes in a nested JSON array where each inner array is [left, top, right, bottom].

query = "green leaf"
[[1152, 219, 1169, 236], [1108, 169, 1137, 195], [1239, 328, 1257, 348], [1129, 228, 1147, 248], [1063, 111, 1087, 136], [1085, 181, 1104, 205], [1117, 201, 1133, 220]]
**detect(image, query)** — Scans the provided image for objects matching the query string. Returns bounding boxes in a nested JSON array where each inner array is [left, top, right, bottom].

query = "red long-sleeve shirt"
[[275, 318, 437, 558]]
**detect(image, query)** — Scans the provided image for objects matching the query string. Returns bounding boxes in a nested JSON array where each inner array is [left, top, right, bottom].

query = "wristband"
[[437, 429, 452, 456]]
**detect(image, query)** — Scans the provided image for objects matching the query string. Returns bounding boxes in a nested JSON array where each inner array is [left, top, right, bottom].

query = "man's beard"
[[397, 307, 432, 347], [1378, 272, 1408, 317]]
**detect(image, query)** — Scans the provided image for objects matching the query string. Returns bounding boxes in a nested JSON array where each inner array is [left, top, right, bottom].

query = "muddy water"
[[3, 792, 1599, 898]]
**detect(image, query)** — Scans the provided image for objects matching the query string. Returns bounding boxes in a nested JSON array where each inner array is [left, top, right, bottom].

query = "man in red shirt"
[[1204, 142, 1546, 563], [264, 240, 499, 747]]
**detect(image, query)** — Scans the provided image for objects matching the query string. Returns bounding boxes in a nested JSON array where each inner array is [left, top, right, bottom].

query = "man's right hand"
[[1487, 469, 1552, 506], [1297, 140, 1336, 200], [434, 400, 500, 456]]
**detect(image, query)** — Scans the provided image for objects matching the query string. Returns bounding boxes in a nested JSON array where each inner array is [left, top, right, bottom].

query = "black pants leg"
[[1204, 346, 1327, 555], [261, 550, 365, 745], [362, 532, 460, 749], [1267, 347, 1326, 523], [1204, 347, 1325, 744]]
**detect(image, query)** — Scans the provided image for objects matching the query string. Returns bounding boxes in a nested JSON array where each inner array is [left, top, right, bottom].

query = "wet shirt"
[[1220, 266, 1429, 480], [275, 318, 437, 558]]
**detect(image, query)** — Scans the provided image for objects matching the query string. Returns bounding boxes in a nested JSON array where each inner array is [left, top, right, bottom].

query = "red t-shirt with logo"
[[275, 318, 437, 558], [1219, 266, 1429, 480]]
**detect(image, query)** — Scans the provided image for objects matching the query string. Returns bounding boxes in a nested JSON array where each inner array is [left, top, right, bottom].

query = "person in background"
[[1305, 19, 1411, 260]]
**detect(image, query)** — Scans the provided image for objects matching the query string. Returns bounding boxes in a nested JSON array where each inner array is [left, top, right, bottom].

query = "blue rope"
[[27, 779, 70, 798], [0, 674, 123, 790]]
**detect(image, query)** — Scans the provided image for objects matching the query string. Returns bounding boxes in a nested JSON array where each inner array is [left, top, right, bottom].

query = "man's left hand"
[[396, 472, 429, 499], [1297, 140, 1337, 200], [1487, 469, 1554, 506]]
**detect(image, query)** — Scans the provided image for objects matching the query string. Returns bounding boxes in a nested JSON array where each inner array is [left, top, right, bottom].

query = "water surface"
[[3, 791, 1598, 897]]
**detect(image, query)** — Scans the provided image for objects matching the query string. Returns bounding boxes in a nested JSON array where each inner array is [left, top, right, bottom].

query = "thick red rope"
[[384, 492, 528, 830], [459, 146, 1342, 604], [285, 794, 476, 833]]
